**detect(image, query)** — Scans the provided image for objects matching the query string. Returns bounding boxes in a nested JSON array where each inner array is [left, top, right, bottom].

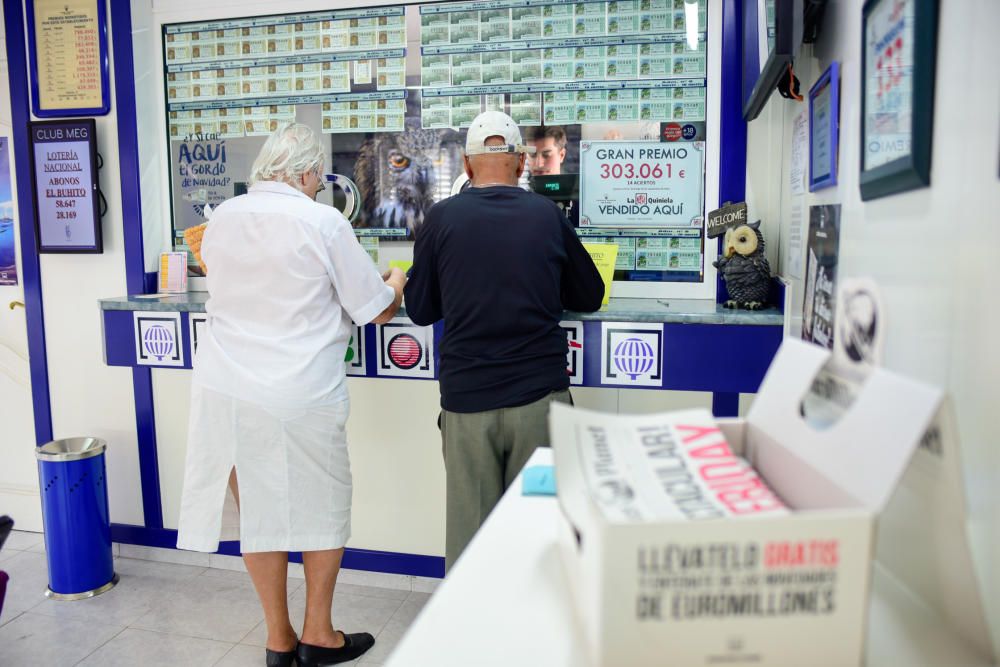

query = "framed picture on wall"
[[24, 0, 111, 118], [859, 0, 938, 201], [809, 61, 839, 191], [802, 204, 841, 348]]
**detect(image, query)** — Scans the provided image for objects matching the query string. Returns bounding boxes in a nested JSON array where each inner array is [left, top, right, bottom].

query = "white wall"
[[745, 0, 1000, 651], [0, 2, 146, 529], [0, 6, 142, 529], [152, 352, 727, 555], [131, 0, 169, 274], [39, 6, 145, 526], [0, 6, 42, 531], [0, 9, 29, 360]]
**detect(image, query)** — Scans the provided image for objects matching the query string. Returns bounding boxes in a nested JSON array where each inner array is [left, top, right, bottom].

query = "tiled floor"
[[0, 531, 430, 666]]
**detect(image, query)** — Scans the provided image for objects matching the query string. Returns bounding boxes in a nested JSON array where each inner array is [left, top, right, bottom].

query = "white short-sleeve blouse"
[[194, 180, 393, 408]]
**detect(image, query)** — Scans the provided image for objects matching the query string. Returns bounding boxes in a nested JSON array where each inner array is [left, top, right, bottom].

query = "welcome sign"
[[706, 201, 747, 239]]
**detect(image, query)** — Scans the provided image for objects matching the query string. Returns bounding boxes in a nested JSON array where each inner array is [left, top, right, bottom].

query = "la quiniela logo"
[[613, 337, 655, 380], [142, 324, 175, 361]]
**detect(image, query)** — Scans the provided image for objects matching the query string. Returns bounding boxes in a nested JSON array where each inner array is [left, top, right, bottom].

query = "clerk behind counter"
[[527, 125, 579, 226]]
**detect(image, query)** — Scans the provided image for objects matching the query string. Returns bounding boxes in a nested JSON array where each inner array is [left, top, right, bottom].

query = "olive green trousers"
[[440, 389, 572, 571]]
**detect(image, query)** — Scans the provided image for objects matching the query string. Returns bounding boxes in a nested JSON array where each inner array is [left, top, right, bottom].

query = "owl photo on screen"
[[712, 220, 772, 310], [354, 118, 463, 237]]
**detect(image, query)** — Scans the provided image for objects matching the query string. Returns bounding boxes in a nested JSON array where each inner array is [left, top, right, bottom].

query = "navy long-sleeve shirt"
[[404, 185, 604, 413]]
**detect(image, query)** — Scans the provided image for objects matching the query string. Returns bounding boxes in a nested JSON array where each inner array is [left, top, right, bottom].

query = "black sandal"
[[265, 647, 297, 667], [296, 632, 375, 666]]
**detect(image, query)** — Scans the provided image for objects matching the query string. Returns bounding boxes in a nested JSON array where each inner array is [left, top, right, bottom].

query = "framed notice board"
[[25, 0, 111, 117], [28, 119, 103, 253]]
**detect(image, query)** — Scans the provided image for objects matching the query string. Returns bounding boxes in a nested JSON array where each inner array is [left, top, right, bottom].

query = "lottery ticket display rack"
[[161, 0, 727, 301]]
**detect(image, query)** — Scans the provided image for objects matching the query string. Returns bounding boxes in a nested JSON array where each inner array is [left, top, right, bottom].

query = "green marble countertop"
[[100, 294, 783, 326]]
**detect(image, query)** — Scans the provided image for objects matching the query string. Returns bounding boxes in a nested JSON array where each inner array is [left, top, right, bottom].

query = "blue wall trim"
[[3, 0, 53, 446], [110, 524, 446, 579], [742, 0, 760, 112], [109, 3, 147, 296], [130, 368, 163, 529], [717, 0, 748, 303], [720, 0, 748, 216], [109, 0, 163, 529]]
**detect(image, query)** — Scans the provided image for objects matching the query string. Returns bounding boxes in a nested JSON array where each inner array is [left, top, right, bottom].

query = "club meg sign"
[[28, 119, 102, 253]]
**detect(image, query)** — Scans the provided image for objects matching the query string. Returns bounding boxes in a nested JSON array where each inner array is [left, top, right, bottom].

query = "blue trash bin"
[[36, 438, 118, 600]]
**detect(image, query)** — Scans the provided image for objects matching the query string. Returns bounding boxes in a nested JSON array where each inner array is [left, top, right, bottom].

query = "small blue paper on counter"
[[522, 466, 557, 496]]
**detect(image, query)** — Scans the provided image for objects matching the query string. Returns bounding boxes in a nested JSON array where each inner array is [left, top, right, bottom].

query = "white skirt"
[[176, 384, 353, 553]]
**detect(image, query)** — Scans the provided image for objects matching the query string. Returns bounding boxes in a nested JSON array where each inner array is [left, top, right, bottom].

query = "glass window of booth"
[[162, 0, 709, 288]]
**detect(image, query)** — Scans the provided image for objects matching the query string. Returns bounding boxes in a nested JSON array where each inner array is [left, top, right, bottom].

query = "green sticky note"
[[389, 259, 413, 274], [582, 243, 618, 305]]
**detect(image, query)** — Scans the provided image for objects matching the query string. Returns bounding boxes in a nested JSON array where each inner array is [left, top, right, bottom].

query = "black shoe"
[[265, 647, 297, 667], [296, 632, 375, 666]]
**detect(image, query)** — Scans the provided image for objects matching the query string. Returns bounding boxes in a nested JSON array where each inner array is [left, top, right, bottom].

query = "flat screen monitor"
[[743, 0, 803, 121], [530, 174, 578, 202]]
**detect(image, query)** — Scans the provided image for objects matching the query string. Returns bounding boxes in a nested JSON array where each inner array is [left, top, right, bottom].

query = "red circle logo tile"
[[387, 333, 422, 369]]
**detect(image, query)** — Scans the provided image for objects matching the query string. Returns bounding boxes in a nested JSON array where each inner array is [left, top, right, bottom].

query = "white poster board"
[[579, 140, 705, 229]]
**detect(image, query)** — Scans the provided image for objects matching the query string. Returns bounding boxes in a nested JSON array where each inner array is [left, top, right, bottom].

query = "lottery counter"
[[100, 293, 783, 415], [97, 291, 782, 576], [90, 0, 768, 576]]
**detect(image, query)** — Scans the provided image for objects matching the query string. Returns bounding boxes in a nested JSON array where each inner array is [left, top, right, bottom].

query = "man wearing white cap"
[[405, 111, 604, 570]]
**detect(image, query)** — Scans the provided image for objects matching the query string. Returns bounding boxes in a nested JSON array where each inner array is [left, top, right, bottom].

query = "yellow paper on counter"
[[582, 243, 618, 305], [389, 259, 413, 274]]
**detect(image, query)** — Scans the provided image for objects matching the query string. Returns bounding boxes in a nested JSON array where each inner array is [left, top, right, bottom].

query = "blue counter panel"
[[103, 307, 781, 395], [103, 308, 195, 369], [661, 322, 782, 394]]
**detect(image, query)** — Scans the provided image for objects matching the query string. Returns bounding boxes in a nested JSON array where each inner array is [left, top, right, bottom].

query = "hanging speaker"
[[450, 172, 472, 196], [324, 173, 362, 222]]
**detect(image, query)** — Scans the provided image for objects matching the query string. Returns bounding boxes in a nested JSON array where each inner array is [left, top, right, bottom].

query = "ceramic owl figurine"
[[712, 220, 771, 310]]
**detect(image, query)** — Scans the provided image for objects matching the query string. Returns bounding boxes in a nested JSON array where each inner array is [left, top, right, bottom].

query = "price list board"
[[418, 0, 707, 128], [26, 0, 110, 116], [163, 6, 408, 136]]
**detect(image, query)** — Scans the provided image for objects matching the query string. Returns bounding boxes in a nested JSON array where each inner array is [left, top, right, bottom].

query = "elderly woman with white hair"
[[176, 123, 404, 666]]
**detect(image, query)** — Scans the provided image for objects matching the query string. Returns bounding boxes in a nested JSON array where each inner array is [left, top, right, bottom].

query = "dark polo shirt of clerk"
[[404, 185, 604, 413]]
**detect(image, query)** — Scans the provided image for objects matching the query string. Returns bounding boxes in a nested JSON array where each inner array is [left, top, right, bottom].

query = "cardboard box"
[[551, 338, 991, 666]]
